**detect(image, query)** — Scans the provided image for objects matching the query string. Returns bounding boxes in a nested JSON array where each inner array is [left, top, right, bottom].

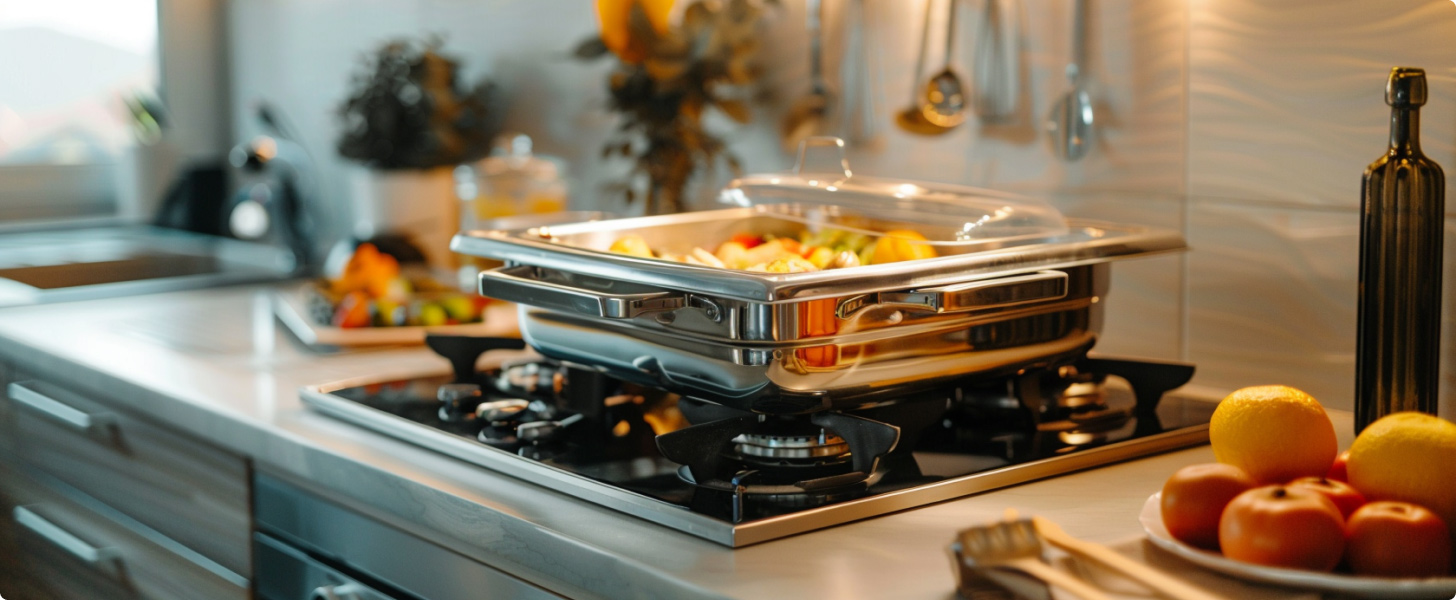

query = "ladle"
[[895, 0, 956, 135], [1046, 0, 1093, 161], [919, 0, 966, 129]]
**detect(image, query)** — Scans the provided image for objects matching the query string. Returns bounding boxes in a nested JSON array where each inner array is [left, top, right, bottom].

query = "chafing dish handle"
[[480, 265, 686, 319], [837, 270, 1069, 318]]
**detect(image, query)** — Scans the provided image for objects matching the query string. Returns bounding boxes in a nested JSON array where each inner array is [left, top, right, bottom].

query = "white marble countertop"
[[0, 284, 1346, 599]]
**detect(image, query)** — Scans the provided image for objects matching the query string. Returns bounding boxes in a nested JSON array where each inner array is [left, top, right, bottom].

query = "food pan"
[[452, 139, 1185, 412]]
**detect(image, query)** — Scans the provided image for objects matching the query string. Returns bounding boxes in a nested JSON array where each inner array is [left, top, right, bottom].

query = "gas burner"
[[734, 429, 849, 463], [655, 410, 900, 522]]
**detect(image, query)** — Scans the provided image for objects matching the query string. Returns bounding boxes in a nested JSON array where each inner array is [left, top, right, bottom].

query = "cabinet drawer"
[[8, 473, 247, 600], [7, 379, 251, 575]]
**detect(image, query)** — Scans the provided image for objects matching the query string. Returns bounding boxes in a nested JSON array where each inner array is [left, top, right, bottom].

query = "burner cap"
[[734, 430, 849, 460]]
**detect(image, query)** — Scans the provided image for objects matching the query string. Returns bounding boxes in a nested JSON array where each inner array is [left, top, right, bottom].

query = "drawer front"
[[256, 473, 564, 600], [9, 476, 247, 600], [7, 379, 251, 576]]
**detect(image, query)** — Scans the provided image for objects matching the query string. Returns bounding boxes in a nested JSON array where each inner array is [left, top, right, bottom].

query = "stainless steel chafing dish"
[[453, 139, 1185, 414]]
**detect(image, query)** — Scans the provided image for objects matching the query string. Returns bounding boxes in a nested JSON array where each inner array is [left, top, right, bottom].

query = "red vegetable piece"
[[730, 233, 764, 249]]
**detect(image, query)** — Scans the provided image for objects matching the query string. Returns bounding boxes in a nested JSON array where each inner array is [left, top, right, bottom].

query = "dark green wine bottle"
[[1355, 67, 1445, 433]]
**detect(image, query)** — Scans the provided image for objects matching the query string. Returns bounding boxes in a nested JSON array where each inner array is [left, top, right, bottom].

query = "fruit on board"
[[1346, 411, 1456, 538], [1160, 463, 1257, 550], [596, 0, 674, 63], [1287, 477, 1366, 520], [1344, 501, 1452, 578], [314, 243, 491, 328], [1208, 385, 1338, 484], [1326, 449, 1351, 482], [1218, 485, 1346, 572], [869, 229, 938, 265]]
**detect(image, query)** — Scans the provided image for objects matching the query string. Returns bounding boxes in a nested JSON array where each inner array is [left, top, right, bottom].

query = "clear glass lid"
[[718, 137, 1070, 247]]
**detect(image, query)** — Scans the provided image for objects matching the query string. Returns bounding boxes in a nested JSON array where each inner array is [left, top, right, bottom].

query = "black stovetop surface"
[[323, 355, 1214, 526]]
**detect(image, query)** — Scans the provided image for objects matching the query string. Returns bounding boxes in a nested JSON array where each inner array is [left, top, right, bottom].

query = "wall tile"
[[1188, 0, 1456, 211], [1186, 200, 1360, 410], [1187, 201, 1456, 421]]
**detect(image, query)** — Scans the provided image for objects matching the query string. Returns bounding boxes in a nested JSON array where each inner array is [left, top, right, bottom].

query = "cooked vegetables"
[[603, 229, 936, 272]]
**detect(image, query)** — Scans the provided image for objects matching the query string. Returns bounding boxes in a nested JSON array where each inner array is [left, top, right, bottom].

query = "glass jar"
[[455, 133, 568, 231]]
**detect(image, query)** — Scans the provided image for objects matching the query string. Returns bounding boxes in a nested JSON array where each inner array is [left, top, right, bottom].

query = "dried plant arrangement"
[[577, 0, 775, 215]]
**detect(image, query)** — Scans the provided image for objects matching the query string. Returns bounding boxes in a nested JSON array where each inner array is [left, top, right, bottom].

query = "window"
[[0, 0, 159, 222]]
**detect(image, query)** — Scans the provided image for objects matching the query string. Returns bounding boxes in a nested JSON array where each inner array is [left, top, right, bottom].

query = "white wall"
[[227, 0, 1456, 417]]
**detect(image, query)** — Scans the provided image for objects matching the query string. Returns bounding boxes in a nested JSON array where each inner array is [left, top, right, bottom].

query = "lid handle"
[[793, 136, 854, 181]]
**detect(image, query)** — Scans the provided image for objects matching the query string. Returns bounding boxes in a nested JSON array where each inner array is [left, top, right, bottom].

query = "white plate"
[[1140, 493, 1456, 599], [272, 283, 519, 346]]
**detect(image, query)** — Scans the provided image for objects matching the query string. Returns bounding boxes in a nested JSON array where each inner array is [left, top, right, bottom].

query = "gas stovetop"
[[302, 336, 1213, 547]]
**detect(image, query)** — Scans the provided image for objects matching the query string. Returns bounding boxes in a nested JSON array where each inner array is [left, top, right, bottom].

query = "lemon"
[[869, 230, 937, 264], [1209, 385, 1338, 484], [1348, 412, 1456, 535]]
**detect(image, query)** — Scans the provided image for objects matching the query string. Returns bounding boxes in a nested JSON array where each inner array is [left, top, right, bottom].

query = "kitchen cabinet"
[[0, 361, 250, 599]]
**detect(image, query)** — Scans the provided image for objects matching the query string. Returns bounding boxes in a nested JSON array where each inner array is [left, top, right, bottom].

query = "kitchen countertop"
[[0, 284, 1347, 599]]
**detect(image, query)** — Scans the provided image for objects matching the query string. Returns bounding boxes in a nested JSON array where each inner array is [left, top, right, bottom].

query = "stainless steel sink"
[[0, 226, 298, 306]]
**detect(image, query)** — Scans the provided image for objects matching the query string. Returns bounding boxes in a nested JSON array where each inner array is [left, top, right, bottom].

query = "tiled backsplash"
[[228, 0, 1456, 416]]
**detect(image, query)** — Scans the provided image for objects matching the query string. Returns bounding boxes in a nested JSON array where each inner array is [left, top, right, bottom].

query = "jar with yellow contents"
[[454, 133, 569, 285]]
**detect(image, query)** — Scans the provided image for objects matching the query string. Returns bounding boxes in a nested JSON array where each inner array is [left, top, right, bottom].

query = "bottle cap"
[[1386, 67, 1427, 107]]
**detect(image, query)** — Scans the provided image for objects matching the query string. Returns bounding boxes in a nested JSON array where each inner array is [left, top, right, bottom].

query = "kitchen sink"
[[0, 225, 298, 306]]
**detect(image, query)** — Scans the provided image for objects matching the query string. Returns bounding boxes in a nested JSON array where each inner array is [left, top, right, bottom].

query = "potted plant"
[[337, 36, 499, 268]]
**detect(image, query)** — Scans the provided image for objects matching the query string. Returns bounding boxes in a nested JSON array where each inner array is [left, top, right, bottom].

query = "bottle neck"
[[1389, 107, 1422, 154]]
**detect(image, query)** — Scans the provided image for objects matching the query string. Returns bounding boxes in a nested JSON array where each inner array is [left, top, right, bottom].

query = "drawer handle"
[[836, 271, 1070, 319], [14, 505, 122, 576], [310, 583, 378, 600], [8, 381, 116, 436]]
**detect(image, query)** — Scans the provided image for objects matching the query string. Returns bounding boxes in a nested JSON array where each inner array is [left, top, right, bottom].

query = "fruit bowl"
[[1140, 493, 1456, 599]]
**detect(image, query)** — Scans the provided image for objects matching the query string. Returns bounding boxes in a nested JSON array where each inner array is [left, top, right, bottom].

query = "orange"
[[596, 0, 674, 63], [1209, 385, 1338, 484], [869, 230, 937, 264], [1347, 412, 1456, 537]]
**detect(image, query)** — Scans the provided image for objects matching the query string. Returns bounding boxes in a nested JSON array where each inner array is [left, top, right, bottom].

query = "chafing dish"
[[453, 139, 1185, 414]]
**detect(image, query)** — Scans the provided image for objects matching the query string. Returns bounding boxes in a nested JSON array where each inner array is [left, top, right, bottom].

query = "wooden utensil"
[[1032, 516, 1230, 600]]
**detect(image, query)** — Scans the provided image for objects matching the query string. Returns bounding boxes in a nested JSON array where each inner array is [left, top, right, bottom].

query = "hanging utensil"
[[1046, 0, 1093, 161], [837, 0, 881, 145], [973, 0, 1019, 122], [782, 0, 832, 151], [895, 0, 955, 136], [919, 0, 967, 129]]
